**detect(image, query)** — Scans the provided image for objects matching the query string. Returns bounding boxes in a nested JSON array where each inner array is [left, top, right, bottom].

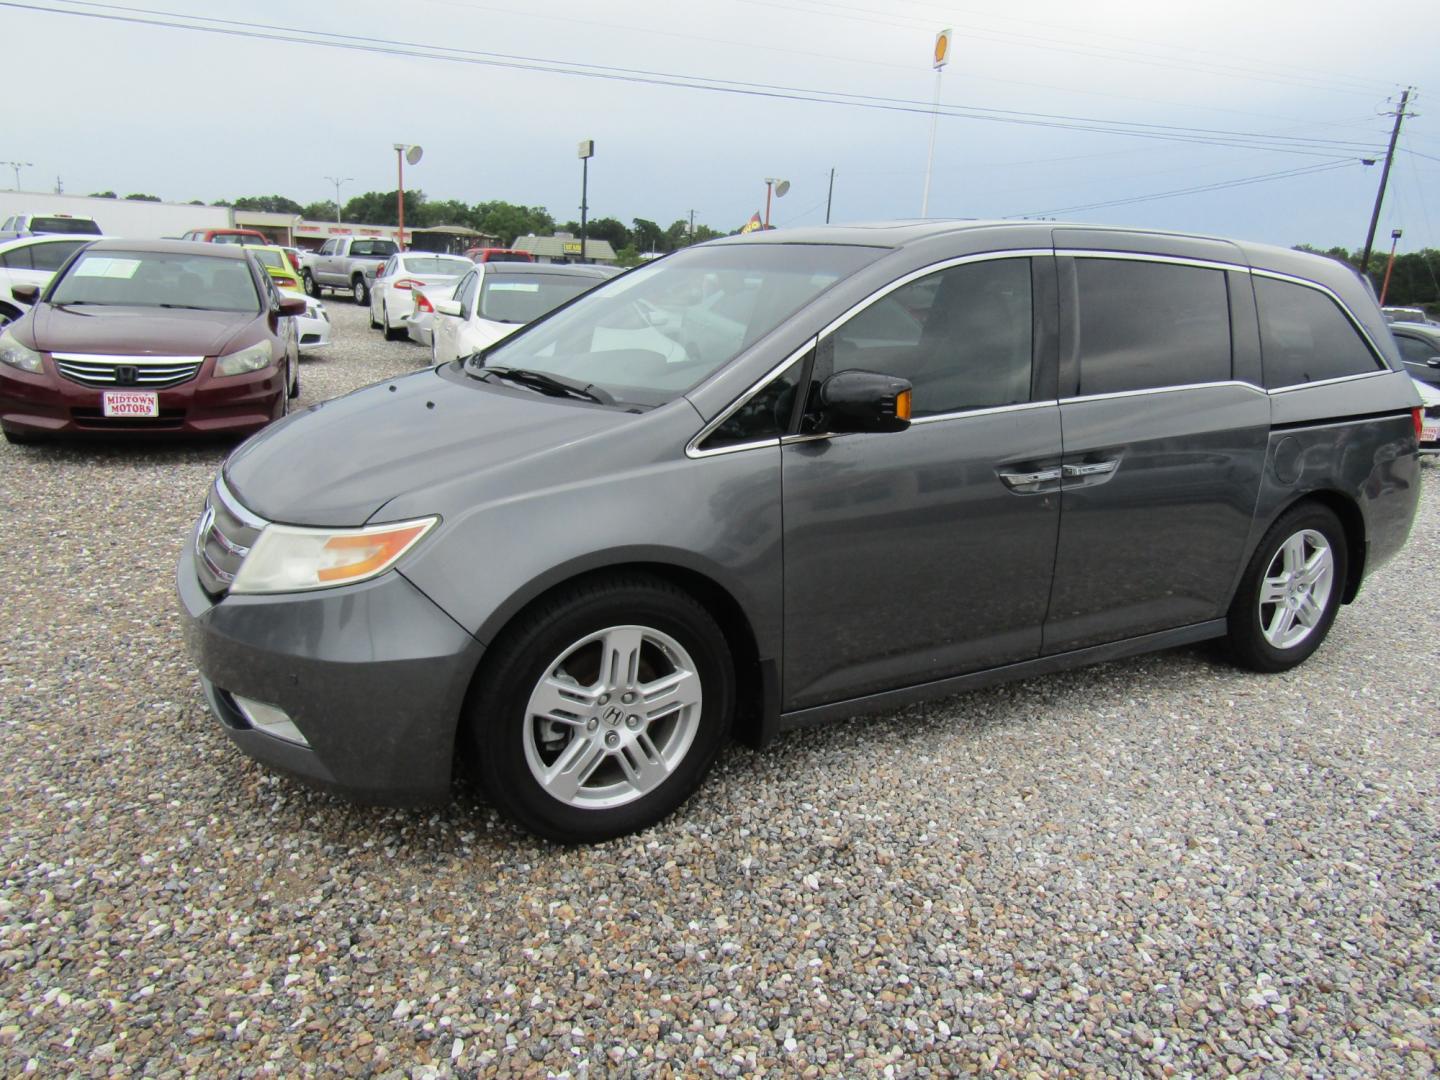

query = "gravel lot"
[[1, 296, 1437, 1077]]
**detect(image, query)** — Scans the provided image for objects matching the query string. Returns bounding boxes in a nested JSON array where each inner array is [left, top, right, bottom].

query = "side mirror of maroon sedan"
[[11, 283, 39, 304], [277, 296, 308, 318]]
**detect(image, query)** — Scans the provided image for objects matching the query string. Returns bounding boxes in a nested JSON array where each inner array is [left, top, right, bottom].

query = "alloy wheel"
[[522, 624, 703, 810], [1258, 528, 1334, 649]]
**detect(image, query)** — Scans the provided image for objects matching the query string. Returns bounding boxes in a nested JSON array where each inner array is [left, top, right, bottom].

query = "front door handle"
[[1061, 460, 1119, 479], [999, 467, 1062, 491]]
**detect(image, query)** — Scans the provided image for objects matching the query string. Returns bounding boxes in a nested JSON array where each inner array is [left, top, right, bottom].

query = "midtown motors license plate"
[[1423, 420, 1440, 442], [102, 390, 159, 418]]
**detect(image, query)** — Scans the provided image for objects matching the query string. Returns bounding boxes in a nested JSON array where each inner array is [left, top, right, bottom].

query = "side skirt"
[[776, 619, 1229, 735]]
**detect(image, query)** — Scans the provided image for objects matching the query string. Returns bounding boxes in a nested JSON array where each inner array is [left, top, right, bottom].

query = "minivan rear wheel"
[[468, 576, 734, 842], [1225, 503, 1347, 673]]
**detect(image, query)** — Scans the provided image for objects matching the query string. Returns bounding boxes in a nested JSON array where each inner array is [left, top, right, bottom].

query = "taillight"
[[276, 276, 298, 289], [286, 250, 300, 271], [1414, 407, 1424, 437], [415, 293, 434, 313], [393, 278, 425, 291]]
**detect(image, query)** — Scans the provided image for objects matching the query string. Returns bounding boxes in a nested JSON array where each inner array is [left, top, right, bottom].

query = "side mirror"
[[11, 283, 40, 304], [277, 296, 308, 318], [434, 300, 462, 318], [818, 370, 913, 434]]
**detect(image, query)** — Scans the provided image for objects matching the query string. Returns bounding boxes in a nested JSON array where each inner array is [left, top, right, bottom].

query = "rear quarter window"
[[1255, 277, 1382, 388]]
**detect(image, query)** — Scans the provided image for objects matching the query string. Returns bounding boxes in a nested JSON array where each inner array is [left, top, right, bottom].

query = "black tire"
[[0, 303, 21, 330], [352, 277, 369, 305], [468, 574, 735, 843], [2, 426, 40, 445], [383, 305, 405, 341], [288, 355, 300, 399], [1225, 502, 1348, 673], [302, 270, 320, 299], [369, 303, 381, 330]]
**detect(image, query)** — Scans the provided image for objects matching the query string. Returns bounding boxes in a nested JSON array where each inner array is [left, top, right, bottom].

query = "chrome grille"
[[194, 477, 266, 596], [53, 352, 204, 389]]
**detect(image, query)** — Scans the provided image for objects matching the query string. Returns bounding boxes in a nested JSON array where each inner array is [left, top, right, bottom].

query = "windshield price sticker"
[[74, 257, 142, 279], [102, 391, 159, 418]]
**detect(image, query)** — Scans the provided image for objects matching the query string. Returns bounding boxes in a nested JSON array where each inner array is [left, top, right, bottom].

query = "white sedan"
[[428, 262, 615, 363], [0, 234, 95, 328], [369, 253, 475, 341], [281, 287, 332, 353]]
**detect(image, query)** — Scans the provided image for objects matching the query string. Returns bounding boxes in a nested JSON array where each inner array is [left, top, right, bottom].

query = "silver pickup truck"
[[301, 237, 400, 304]]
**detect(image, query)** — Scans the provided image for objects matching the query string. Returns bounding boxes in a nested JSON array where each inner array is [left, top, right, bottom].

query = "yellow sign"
[[563, 241, 583, 255], [933, 28, 951, 70]]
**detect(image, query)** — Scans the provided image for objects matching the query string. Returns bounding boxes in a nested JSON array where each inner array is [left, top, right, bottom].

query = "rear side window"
[[829, 257, 1033, 417], [1255, 278, 1381, 388], [30, 240, 85, 271], [1075, 259, 1231, 395]]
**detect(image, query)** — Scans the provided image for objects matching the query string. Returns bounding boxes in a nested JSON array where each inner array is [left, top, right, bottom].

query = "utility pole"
[[324, 176, 353, 224], [1360, 87, 1414, 280], [3, 161, 33, 191], [825, 168, 835, 224], [687, 209, 695, 245], [54, 176, 63, 196]]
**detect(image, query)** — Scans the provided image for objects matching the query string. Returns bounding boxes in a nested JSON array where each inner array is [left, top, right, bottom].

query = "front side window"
[[1255, 277, 1382, 388], [49, 251, 261, 312], [826, 257, 1033, 417], [455, 271, 478, 313], [1075, 259, 1231, 395], [476, 243, 882, 409], [699, 356, 805, 450], [318, 240, 336, 256]]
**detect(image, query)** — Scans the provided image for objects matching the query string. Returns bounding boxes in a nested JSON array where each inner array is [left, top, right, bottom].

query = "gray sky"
[[6, 0, 1438, 251]]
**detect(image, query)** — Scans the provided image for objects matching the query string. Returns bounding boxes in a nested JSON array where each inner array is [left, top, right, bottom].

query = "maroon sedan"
[[0, 239, 302, 443]]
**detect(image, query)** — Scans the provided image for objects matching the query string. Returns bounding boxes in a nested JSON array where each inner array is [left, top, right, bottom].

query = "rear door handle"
[[998, 467, 1062, 491], [1061, 460, 1119, 478]]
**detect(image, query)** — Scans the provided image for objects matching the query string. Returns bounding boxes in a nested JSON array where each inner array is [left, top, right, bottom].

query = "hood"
[[224, 364, 635, 526], [28, 304, 258, 357]]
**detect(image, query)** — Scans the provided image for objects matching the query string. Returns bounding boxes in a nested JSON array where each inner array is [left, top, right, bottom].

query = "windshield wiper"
[[474, 365, 615, 405]]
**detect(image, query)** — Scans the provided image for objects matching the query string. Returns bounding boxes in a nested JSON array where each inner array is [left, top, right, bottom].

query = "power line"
[[6, 0, 1389, 164], [1016, 159, 1357, 217]]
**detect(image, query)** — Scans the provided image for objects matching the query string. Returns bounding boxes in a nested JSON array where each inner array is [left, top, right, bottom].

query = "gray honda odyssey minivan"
[[178, 222, 1423, 842]]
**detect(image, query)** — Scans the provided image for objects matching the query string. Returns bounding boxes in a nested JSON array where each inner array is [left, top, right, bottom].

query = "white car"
[[369, 253, 474, 341], [0, 234, 95, 328], [281, 287, 332, 353], [428, 262, 614, 363]]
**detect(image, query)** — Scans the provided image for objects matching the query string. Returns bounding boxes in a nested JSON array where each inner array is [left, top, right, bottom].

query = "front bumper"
[[177, 539, 484, 806], [0, 357, 281, 437], [296, 308, 331, 353]]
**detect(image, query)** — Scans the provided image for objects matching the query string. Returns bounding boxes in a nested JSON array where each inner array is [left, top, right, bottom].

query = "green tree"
[[125, 193, 161, 202], [412, 198, 475, 229], [631, 218, 665, 254], [613, 245, 643, 268], [231, 194, 304, 215], [471, 201, 555, 246], [583, 217, 630, 250], [300, 200, 338, 220], [342, 189, 426, 226], [89, 190, 117, 199]]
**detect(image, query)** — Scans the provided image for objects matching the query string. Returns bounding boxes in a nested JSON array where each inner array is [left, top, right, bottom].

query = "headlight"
[[0, 329, 42, 373], [215, 341, 273, 378], [230, 517, 439, 594]]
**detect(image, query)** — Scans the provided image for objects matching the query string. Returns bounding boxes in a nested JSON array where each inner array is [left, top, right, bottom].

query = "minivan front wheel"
[[1226, 503, 1347, 673], [469, 577, 734, 842]]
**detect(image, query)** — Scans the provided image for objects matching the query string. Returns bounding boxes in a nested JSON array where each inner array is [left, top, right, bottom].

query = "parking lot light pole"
[[324, 176, 352, 224], [393, 144, 423, 250], [578, 140, 594, 263], [3, 161, 33, 191]]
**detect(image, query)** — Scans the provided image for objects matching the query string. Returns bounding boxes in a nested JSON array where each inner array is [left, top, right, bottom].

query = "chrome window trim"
[[1059, 379, 1267, 405], [818, 248, 1050, 339], [909, 398, 1059, 425], [1266, 370, 1391, 395], [685, 338, 817, 460], [1058, 249, 1245, 274]]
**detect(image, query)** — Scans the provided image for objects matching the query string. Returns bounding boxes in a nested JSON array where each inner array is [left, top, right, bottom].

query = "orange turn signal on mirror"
[[317, 523, 431, 583], [895, 389, 912, 422]]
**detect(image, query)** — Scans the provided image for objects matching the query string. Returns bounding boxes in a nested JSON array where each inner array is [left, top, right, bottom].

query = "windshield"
[[400, 256, 473, 276], [472, 243, 882, 407], [478, 273, 603, 325], [49, 250, 260, 312], [32, 217, 101, 235]]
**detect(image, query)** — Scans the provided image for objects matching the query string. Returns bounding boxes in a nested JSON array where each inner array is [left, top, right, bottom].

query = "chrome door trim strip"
[[1058, 380, 1266, 405], [685, 338, 817, 460], [1057, 249, 1245, 274], [1267, 370, 1392, 395], [909, 399, 1059, 425]]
